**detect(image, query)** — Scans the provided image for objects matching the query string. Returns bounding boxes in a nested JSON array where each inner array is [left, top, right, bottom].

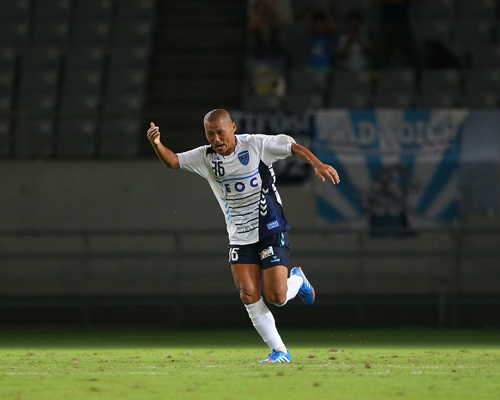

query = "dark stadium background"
[[1, 0, 499, 329]]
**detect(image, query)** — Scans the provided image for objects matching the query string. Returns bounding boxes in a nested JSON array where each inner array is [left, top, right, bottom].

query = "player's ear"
[[231, 122, 236, 133]]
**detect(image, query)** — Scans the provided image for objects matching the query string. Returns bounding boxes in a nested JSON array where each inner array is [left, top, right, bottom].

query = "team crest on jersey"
[[238, 150, 250, 166]]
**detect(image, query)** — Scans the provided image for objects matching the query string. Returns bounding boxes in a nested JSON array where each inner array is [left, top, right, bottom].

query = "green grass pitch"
[[1, 328, 499, 400]]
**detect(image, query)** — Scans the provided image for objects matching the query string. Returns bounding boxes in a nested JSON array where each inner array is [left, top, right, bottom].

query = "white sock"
[[245, 298, 286, 352], [281, 274, 303, 306]]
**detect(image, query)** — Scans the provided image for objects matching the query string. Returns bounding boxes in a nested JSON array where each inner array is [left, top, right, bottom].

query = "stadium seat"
[[14, 118, 54, 158], [65, 46, 106, 70], [288, 70, 329, 95], [102, 95, 144, 118], [98, 118, 142, 158], [375, 69, 416, 94], [21, 46, 61, 72], [457, 0, 497, 21], [0, 69, 15, 96], [0, 94, 12, 113], [18, 71, 60, 96], [74, 0, 114, 19], [455, 20, 494, 46], [332, 71, 372, 94], [72, 19, 111, 46], [287, 25, 310, 70], [0, 118, 11, 157], [112, 19, 154, 46], [17, 93, 57, 117], [372, 93, 415, 108], [55, 118, 98, 158], [0, 21, 29, 46], [460, 93, 498, 108], [420, 69, 461, 96], [105, 70, 147, 96], [61, 69, 103, 97], [333, 0, 370, 19], [0, 47, 16, 70], [108, 46, 151, 71], [328, 92, 372, 108], [463, 69, 500, 94], [411, 0, 457, 20], [59, 94, 101, 118], [32, 0, 72, 21], [413, 19, 456, 45], [468, 44, 500, 69], [2, 0, 30, 21], [115, 0, 157, 20], [293, 0, 335, 19], [242, 93, 282, 111], [31, 20, 70, 47], [416, 92, 458, 108], [283, 94, 324, 111]]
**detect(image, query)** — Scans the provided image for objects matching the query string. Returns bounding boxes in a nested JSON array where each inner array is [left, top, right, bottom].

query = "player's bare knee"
[[265, 291, 286, 306], [238, 287, 260, 305]]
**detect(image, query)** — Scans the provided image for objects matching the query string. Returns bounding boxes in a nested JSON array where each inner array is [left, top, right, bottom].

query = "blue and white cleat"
[[260, 349, 292, 363], [290, 267, 315, 305]]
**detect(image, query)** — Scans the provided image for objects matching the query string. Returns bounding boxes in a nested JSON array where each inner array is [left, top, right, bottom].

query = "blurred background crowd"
[[244, 0, 498, 111], [1, 0, 500, 158]]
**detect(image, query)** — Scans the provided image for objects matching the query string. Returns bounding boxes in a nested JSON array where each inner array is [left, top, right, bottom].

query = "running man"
[[146, 109, 339, 363]]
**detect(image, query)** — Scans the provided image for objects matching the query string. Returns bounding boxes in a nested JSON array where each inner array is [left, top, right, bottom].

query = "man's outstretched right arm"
[[146, 122, 180, 169]]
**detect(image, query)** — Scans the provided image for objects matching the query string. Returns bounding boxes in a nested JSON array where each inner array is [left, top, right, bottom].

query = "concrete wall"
[[1, 160, 500, 299], [0, 160, 318, 231], [2, 160, 500, 327]]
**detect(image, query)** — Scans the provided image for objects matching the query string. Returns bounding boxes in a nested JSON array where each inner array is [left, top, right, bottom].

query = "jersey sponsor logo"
[[267, 220, 279, 230], [238, 150, 250, 166], [224, 177, 258, 193], [260, 246, 274, 260]]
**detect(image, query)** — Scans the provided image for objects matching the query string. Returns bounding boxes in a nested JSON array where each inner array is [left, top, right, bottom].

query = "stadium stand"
[[2, 0, 500, 158], [239, 0, 500, 113], [1, 0, 158, 159]]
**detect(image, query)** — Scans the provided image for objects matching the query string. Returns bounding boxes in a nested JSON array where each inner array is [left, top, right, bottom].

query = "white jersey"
[[177, 133, 295, 245]]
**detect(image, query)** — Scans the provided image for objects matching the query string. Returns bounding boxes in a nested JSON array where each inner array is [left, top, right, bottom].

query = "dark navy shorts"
[[228, 231, 290, 270]]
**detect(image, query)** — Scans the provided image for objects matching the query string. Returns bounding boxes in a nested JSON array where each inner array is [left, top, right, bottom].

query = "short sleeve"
[[177, 146, 210, 178], [257, 134, 295, 165]]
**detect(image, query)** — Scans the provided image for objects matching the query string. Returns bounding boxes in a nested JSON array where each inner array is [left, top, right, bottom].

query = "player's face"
[[204, 118, 237, 156]]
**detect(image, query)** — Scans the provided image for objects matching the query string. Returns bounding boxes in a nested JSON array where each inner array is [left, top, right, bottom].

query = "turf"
[[0, 328, 499, 400]]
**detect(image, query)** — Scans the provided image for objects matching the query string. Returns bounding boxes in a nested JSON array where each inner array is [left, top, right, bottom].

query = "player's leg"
[[261, 265, 302, 306], [259, 231, 311, 306], [230, 263, 261, 305], [231, 263, 287, 355]]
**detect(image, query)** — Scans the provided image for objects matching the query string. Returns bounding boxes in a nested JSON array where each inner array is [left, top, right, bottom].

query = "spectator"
[[303, 4, 337, 72], [372, 0, 423, 72], [250, 62, 286, 96], [247, 0, 288, 60], [247, 0, 289, 96], [338, 11, 371, 71]]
